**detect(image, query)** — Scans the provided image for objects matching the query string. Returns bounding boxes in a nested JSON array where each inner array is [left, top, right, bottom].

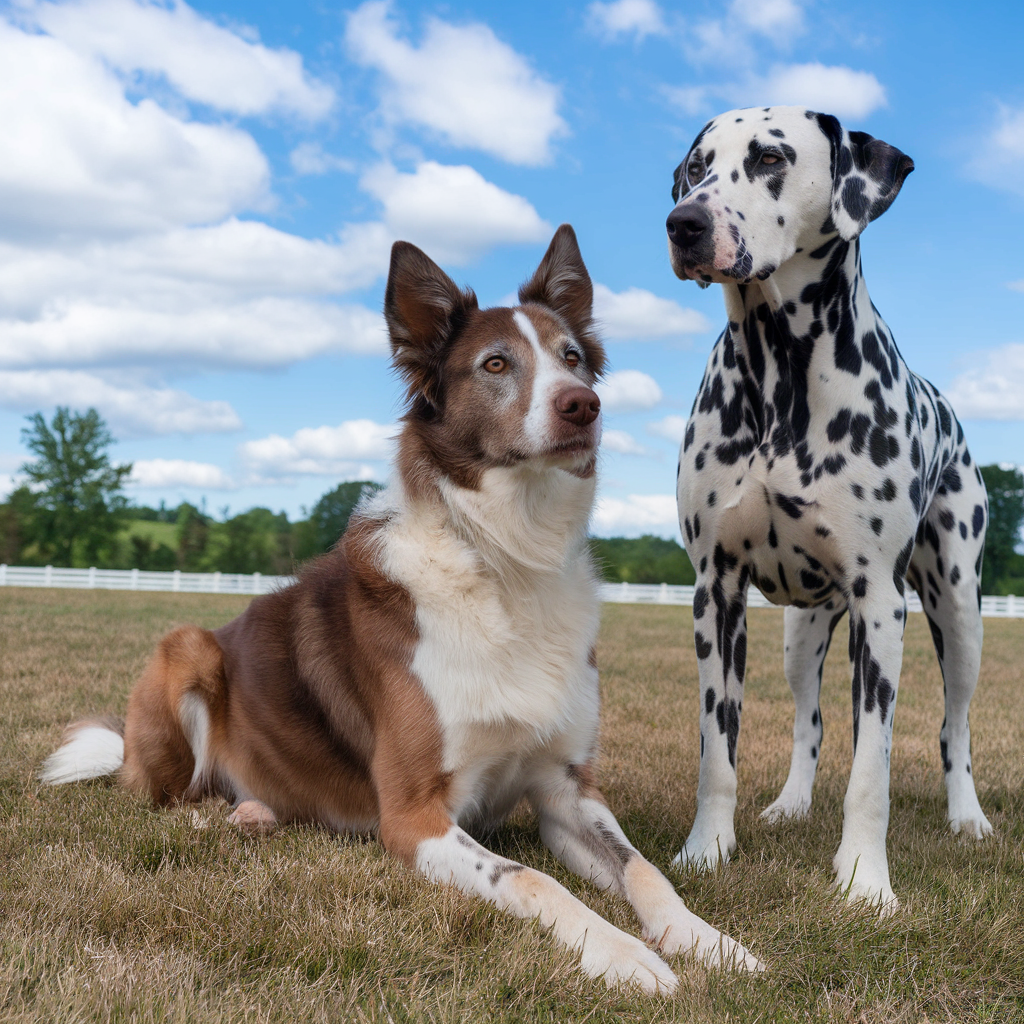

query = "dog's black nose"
[[555, 386, 601, 427], [666, 204, 712, 250]]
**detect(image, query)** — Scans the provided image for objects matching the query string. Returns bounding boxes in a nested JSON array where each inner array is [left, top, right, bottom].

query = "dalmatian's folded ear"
[[813, 112, 915, 241]]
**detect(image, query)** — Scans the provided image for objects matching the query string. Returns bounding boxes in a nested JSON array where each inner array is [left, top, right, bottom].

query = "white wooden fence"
[[1, 565, 1022, 618]]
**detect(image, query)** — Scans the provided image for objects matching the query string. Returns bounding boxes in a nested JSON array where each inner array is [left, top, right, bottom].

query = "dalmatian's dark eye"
[[687, 159, 704, 185], [761, 153, 781, 165]]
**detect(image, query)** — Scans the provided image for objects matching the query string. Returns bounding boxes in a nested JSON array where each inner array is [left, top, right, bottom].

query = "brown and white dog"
[[40, 225, 760, 992]]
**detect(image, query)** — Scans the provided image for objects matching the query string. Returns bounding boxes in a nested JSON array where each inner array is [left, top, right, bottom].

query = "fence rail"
[[1, 565, 1022, 618]]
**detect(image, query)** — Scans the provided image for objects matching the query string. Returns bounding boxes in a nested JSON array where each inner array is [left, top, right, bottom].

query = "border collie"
[[41, 225, 760, 991]]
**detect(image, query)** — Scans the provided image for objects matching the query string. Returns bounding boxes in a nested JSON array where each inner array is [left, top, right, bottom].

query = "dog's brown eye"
[[687, 161, 703, 185], [484, 356, 506, 374], [565, 351, 581, 368], [762, 153, 780, 165]]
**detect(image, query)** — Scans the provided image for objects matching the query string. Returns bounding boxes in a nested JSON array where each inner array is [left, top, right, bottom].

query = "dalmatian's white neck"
[[721, 236, 864, 327]]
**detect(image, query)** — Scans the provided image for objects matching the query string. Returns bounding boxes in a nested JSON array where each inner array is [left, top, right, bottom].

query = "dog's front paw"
[[760, 791, 811, 823], [671, 821, 736, 872], [578, 930, 678, 995], [651, 915, 764, 973], [949, 812, 994, 839], [833, 846, 898, 916]]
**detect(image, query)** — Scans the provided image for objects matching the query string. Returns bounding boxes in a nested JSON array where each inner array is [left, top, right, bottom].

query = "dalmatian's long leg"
[[832, 578, 908, 912], [762, 602, 847, 822], [909, 470, 993, 838], [672, 546, 749, 871]]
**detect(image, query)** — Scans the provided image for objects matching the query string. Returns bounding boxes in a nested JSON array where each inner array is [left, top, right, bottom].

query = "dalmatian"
[[664, 105, 993, 910]]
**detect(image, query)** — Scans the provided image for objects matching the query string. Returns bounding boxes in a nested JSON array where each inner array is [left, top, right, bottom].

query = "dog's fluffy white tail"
[[39, 722, 124, 785]]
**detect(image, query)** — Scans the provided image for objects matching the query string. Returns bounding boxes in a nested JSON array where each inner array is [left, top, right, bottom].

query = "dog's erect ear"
[[813, 112, 914, 241], [385, 241, 478, 409], [518, 224, 605, 375]]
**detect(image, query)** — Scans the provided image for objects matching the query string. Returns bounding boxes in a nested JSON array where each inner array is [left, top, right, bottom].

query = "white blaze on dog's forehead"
[[516, 308, 573, 450]]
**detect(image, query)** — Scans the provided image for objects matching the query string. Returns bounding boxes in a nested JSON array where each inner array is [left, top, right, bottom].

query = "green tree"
[[979, 464, 1024, 594], [588, 535, 696, 585], [20, 408, 132, 566], [175, 502, 211, 570], [302, 481, 383, 557]]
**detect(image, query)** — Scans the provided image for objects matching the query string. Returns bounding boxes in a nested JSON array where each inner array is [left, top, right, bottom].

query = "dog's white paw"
[[833, 846, 898, 916], [227, 799, 278, 832], [651, 916, 764, 973], [579, 930, 678, 995], [760, 792, 811, 823], [671, 824, 735, 872]]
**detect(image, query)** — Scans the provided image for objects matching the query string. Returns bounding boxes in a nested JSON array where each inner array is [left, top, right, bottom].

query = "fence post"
[[1009, 594, 1017, 618], [659, 582, 669, 603], [173, 570, 181, 592], [88, 566, 96, 588], [0, 564, 5, 586], [44, 565, 52, 587], [253, 572, 261, 594], [130, 568, 139, 591]]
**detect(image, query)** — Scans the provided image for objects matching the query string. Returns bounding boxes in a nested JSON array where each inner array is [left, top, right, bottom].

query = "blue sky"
[[1, 0, 1022, 537]]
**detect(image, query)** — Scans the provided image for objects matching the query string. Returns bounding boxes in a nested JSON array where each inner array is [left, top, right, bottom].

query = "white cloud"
[[730, 0, 804, 42], [0, 294, 388, 370], [601, 429, 648, 456], [971, 104, 1024, 197], [756, 63, 887, 119], [945, 344, 1024, 420], [646, 414, 688, 443], [361, 161, 550, 263], [592, 493, 680, 538], [1009, 279, 1024, 293], [593, 283, 710, 340], [130, 458, 235, 490], [289, 143, 356, 176], [31, 0, 334, 119], [345, 0, 567, 165], [239, 420, 396, 479], [586, 0, 667, 41], [0, 370, 241, 436], [596, 370, 664, 413], [0, 18, 270, 241]]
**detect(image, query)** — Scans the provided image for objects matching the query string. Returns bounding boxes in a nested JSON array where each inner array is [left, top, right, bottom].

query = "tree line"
[[3, 408, 1024, 593]]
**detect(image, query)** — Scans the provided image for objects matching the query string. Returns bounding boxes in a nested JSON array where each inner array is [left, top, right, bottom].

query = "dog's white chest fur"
[[375, 468, 602, 819]]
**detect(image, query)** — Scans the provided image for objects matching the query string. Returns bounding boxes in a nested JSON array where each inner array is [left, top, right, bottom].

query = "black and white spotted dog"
[[664, 105, 992, 910]]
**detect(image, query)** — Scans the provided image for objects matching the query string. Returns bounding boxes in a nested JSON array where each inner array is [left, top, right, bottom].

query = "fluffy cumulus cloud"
[[730, 0, 804, 42], [945, 344, 1024, 420], [239, 420, 396, 480], [660, 0, 885, 123], [586, 0, 667, 41], [130, 458, 235, 490], [596, 370, 664, 414], [756, 63, 887, 120], [0, 1, 402, 443], [0, 370, 241, 437], [593, 284, 710, 340], [601, 429, 648, 456], [30, 0, 335, 119], [361, 162, 550, 263], [346, 0, 566, 165], [971, 104, 1024, 197], [646, 414, 688, 443], [592, 493, 679, 538], [0, 16, 270, 242]]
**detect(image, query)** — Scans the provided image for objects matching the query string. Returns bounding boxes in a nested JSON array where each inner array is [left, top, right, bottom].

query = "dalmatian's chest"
[[680, 431, 852, 607], [678, 326, 922, 609]]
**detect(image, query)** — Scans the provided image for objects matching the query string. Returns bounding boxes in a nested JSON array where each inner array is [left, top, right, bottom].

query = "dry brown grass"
[[1, 589, 1022, 1022]]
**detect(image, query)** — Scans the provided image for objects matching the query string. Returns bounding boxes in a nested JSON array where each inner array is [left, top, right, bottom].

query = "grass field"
[[1, 589, 1022, 1023]]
